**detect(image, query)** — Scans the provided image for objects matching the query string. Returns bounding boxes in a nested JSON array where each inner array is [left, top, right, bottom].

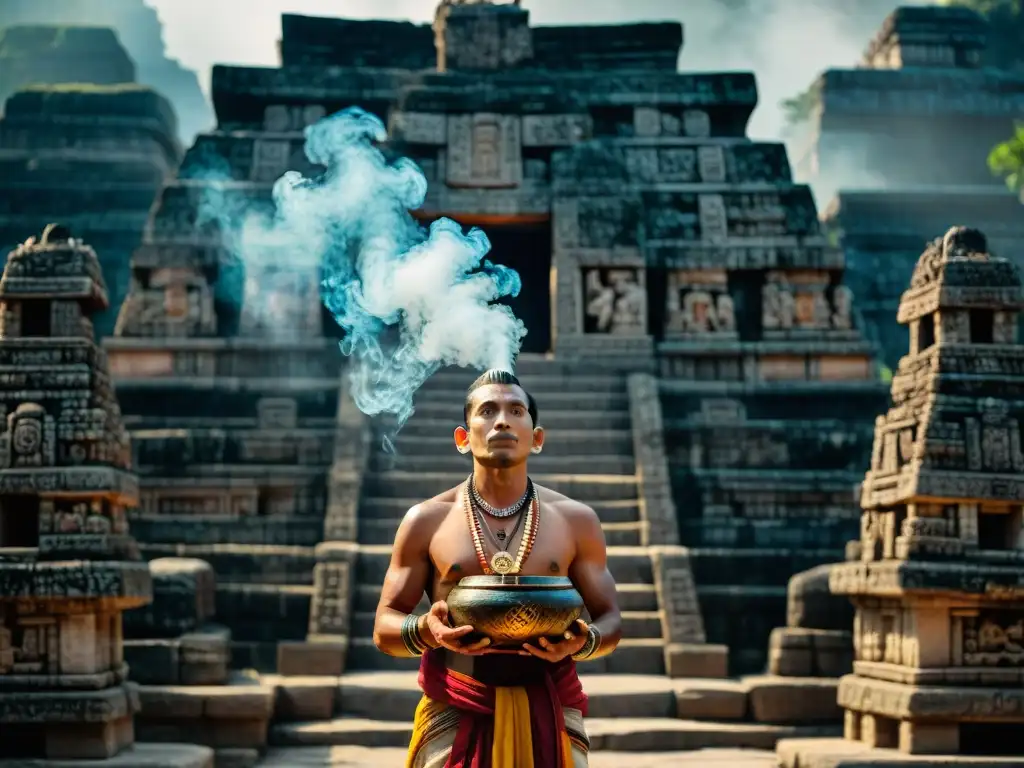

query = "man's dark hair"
[[463, 368, 539, 426]]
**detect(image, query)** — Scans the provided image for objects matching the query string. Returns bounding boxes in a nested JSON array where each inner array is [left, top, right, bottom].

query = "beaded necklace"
[[464, 478, 539, 575], [469, 474, 531, 518]]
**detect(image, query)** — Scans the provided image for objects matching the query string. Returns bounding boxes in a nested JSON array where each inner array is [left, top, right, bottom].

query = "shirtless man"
[[372, 368, 622, 768]]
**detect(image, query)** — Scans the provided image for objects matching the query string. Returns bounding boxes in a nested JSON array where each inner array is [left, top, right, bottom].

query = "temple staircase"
[[347, 356, 664, 674], [265, 357, 839, 754]]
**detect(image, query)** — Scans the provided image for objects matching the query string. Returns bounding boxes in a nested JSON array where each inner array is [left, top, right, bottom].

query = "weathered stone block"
[[264, 675, 337, 721], [745, 675, 841, 724], [664, 643, 729, 679], [674, 679, 748, 721], [277, 638, 348, 676]]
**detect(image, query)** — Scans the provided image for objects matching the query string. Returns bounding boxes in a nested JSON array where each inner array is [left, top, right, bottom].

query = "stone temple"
[[0, 72, 182, 337], [793, 5, 1024, 370], [0, 225, 207, 766], [100, 0, 888, 707], [779, 228, 1024, 765]]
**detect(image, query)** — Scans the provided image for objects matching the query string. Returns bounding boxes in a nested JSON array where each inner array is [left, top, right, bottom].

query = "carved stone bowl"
[[446, 575, 584, 648]]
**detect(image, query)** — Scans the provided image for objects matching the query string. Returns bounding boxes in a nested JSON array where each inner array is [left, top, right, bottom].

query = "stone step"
[[401, 390, 629, 414], [361, 471, 638, 502], [395, 411, 632, 434], [139, 543, 317, 585], [258, 746, 779, 767], [381, 430, 635, 456], [357, 517, 644, 546], [216, 583, 312, 643], [369, 453, 636, 475], [347, 608, 661, 643], [359, 497, 642, 524], [420, 371, 626, 391], [354, 545, 654, 585], [350, 581, 659, 614], [346, 637, 666, 675], [270, 716, 836, 751]]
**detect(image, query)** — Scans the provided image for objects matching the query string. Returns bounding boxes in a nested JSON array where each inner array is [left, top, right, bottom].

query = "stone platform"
[[0, 744, 214, 768], [258, 746, 778, 767], [777, 739, 1024, 767], [264, 671, 840, 752]]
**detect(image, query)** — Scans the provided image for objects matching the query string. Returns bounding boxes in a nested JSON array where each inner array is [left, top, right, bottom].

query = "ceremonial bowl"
[[446, 575, 584, 647]]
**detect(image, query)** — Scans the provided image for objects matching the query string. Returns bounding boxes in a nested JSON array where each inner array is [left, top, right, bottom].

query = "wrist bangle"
[[401, 614, 428, 657], [571, 626, 601, 662]]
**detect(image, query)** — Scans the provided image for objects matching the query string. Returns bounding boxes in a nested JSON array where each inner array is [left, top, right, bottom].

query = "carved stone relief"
[[698, 194, 728, 243], [1, 403, 56, 469], [962, 612, 1024, 667], [763, 271, 844, 332], [115, 267, 216, 338], [446, 114, 522, 188], [521, 115, 590, 146], [582, 268, 646, 335], [664, 269, 736, 337], [697, 146, 727, 183]]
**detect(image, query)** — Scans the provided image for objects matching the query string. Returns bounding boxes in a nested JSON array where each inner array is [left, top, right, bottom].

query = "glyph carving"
[[446, 114, 522, 188]]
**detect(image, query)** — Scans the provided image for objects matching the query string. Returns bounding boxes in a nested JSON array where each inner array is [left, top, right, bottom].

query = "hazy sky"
[[144, 0, 894, 140]]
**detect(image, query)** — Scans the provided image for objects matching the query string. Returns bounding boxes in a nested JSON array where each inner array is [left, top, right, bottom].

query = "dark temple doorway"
[[417, 215, 553, 355], [484, 221, 552, 354]]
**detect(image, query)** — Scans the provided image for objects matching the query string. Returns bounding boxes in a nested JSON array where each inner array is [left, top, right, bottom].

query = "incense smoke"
[[198, 107, 527, 435]]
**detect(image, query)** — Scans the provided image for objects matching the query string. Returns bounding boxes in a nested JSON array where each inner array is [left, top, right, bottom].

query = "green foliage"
[[880, 365, 894, 384], [989, 123, 1024, 194]]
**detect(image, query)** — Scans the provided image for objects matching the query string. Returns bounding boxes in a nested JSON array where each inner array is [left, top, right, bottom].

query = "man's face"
[[457, 383, 539, 468]]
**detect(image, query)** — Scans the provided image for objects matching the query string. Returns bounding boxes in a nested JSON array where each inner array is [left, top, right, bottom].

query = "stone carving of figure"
[[585, 270, 616, 332], [716, 294, 736, 333], [585, 269, 645, 334], [832, 286, 854, 330], [762, 282, 795, 330], [609, 271, 645, 333], [683, 291, 714, 332]]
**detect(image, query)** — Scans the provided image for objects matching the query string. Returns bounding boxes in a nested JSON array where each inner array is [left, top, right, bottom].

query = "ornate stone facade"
[[0, 226, 153, 760], [793, 6, 1024, 370], [781, 227, 1024, 763], [0, 79, 182, 338], [104, 154, 341, 668]]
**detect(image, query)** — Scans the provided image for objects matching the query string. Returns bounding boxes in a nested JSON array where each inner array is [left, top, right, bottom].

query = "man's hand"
[[424, 600, 493, 655], [521, 619, 589, 662]]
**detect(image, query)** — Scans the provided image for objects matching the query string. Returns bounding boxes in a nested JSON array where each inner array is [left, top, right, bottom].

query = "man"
[[372, 368, 622, 768]]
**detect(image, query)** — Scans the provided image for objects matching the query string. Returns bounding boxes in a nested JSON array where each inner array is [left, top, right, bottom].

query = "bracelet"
[[571, 625, 601, 662], [401, 614, 429, 657]]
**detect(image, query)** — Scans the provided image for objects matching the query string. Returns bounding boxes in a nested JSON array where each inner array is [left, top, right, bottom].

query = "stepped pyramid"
[[103, 145, 342, 668], [780, 227, 1024, 765], [0, 225, 207, 766]]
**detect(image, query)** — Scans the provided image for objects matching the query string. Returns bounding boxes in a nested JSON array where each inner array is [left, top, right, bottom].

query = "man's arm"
[[566, 502, 622, 660], [372, 505, 436, 657], [372, 503, 493, 657]]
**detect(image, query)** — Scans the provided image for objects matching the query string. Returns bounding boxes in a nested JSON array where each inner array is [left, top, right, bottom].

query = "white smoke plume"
[[206, 107, 526, 436]]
